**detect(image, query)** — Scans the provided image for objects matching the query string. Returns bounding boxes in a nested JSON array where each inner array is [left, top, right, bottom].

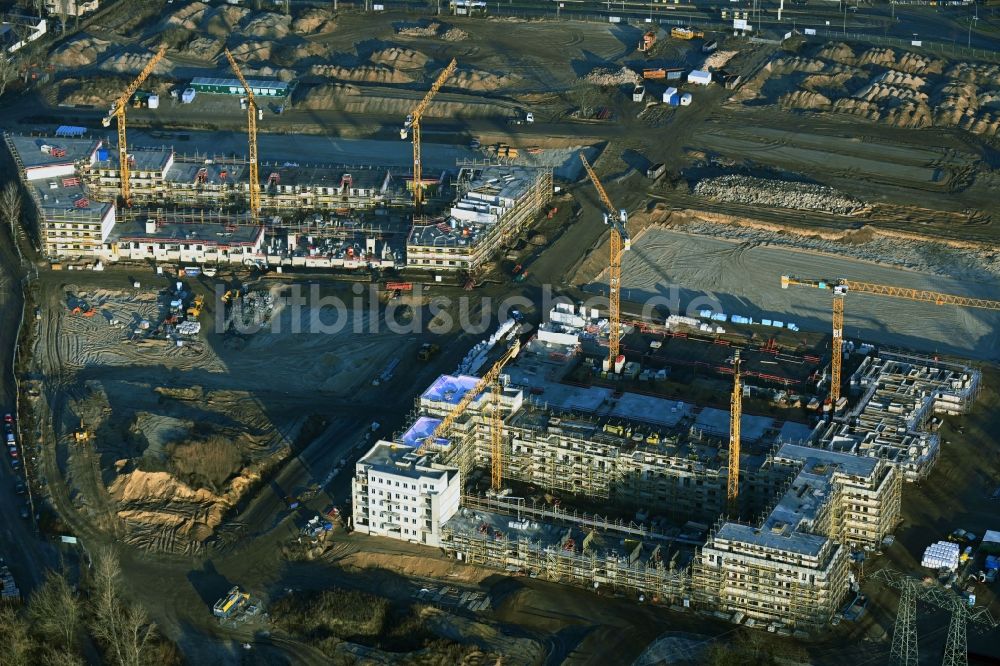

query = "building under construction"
[[352, 308, 979, 633], [4, 133, 552, 270], [406, 164, 553, 273]]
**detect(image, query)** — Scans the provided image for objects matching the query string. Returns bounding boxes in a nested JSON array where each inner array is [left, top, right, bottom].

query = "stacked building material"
[[921, 540, 960, 570]]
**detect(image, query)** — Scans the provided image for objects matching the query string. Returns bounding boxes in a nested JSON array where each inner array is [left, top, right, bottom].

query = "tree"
[[1, 181, 23, 260], [27, 570, 82, 652], [0, 55, 18, 98], [0, 606, 35, 666], [89, 547, 158, 666]]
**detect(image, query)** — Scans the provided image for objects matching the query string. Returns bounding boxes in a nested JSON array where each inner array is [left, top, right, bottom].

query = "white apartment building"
[[351, 442, 461, 547]]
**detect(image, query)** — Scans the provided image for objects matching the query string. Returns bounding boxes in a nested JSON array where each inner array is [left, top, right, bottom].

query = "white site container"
[[687, 70, 712, 85]]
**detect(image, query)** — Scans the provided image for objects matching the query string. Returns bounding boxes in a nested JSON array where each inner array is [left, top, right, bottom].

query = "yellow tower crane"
[[102, 46, 167, 206], [401, 58, 457, 213], [728, 350, 742, 513], [223, 48, 260, 225], [420, 339, 521, 491], [781, 275, 1000, 405], [579, 153, 631, 369]]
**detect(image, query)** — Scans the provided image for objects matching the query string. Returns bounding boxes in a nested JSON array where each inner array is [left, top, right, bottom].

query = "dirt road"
[[601, 228, 1000, 361]]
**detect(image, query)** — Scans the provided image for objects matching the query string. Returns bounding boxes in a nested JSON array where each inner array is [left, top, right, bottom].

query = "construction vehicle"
[[401, 58, 457, 212], [186, 294, 205, 319], [781, 275, 1000, 405], [638, 30, 657, 52], [74, 418, 90, 444], [417, 343, 440, 361], [579, 153, 630, 370], [420, 340, 521, 491], [671, 27, 704, 40], [223, 48, 260, 226], [221, 288, 242, 304], [102, 46, 167, 206], [212, 586, 250, 620]]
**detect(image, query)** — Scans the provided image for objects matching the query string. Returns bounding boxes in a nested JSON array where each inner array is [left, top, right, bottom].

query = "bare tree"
[[89, 547, 158, 666], [1, 181, 21, 235], [38, 648, 85, 666], [0, 607, 35, 666], [0, 55, 18, 98], [27, 570, 82, 651]]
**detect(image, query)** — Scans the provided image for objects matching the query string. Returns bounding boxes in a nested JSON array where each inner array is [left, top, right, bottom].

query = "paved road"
[[0, 192, 55, 598]]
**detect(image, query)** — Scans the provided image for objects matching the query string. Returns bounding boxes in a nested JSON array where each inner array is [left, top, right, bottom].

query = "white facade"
[[25, 162, 76, 182], [351, 442, 461, 547]]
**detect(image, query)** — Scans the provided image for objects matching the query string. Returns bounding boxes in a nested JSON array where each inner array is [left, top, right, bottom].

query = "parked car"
[[8, 446, 18, 458], [3, 413, 13, 424], [14, 481, 26, 495]]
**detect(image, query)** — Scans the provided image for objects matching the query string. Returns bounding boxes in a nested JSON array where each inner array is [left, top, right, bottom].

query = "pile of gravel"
[[694, 175, 865, 215]]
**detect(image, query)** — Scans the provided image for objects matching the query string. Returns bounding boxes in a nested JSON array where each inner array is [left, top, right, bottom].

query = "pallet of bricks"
[[0, 562, 21, 604]]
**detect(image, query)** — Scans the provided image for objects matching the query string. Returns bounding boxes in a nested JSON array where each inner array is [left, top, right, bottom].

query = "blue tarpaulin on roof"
[[55, 126, 87, 137]]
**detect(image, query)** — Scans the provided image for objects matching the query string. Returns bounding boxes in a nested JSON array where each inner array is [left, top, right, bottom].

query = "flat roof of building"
[[165, 160, 248, 185], [358, 441, 454, 482], [422, 374, 481, 406], [190, 77, 289, 92], [94, 146, 172, 173], [714, 521, 828, 557], [408, 165, 544, 250], [30, 178, 112, 222], [7, 134, 100, 169], [775, 443, 880, 479], [109, 217, 263, 246], [693, 407, 773, 442], [399, 416, 446, 449]]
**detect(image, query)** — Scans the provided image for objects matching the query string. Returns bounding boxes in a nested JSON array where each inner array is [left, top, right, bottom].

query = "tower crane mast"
[[579, 153, 630, 368], [102, 46, 167, 206], [728, 350, 742, 512], [224, 48, 260, 225], [419, 339, 521, 491], [402, 58, 457, 213], [781, 275, 1000, 405]]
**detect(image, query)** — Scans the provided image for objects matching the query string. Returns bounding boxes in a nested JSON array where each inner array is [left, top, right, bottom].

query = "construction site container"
[[147, 95, 159, 109], [181, 88, 196, 104], [632, 86, 645, 102], [680, 93, 692, 106], [663, 87, 678, 105], [646, 163, 666, 179], [688, 70, 712, 85]]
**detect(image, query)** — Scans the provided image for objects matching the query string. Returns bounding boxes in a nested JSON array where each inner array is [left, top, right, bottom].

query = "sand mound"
[[703, 50, 737, 70], [200, 5, 248, 38], [442, 27, 468, 41], [244, 65, 296, 82], [801, 69, 858, 93], [879, 69, 926, 90], [769, 56, 826, 75], [181, 36, 223, 61], [165, 1, 208, 30], [309, 64, 415, 84], [450, 68, 518, 91], [298, 83, 499, 118], [896, 52, 943, 75], [300, 83, 363, 109], [242, 12, 291, 39], [227, 40, 272, 63], [779, 90, 832, 111], [854, 81, 927, 104], [584, 66, 640, 86], [946, 62, 1000, 87], [857, 47, 896, 68], [369, 47, 428, 70], [50, 35, 111, 67], [292, 7, 336, 34], [99, 51, 173, 75], [832, 97, 882, 120], [883, 101, 932, 128], [397, 21, 442, 37], [816, 42, 855, 64]]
